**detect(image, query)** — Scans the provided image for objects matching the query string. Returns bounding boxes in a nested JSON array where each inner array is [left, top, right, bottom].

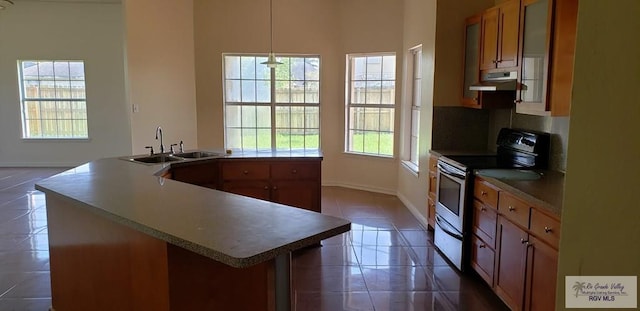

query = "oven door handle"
[[437, 162, 467, 180], [435, 215, 463, 241]]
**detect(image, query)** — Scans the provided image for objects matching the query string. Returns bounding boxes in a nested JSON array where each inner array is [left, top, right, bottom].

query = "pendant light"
[[261, 0, 282, 68]]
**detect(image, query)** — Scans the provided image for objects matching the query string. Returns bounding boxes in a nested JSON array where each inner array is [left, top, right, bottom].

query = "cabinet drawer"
[[498, 192, 530, 229], [471, 234, 495, 287], [220, 161, 270, 180], [474, 178, 498, 208], [473, 199, 497, 249], [270, 162, 319, 180], [530, 209, 561, 249]]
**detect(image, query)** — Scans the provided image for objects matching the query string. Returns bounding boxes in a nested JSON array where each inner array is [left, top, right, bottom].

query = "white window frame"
[[17, 60, 89, 140], [222, 54, 321, 152], [345, 53, 397, 157], [402, 46, 422, 174]]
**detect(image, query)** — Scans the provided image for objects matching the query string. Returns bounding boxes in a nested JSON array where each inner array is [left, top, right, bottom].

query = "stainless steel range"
[[433, 128, 550, 271]]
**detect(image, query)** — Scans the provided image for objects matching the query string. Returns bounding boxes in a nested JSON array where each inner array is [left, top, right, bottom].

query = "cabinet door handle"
[[481, 191, 487, 196], [473, 97, 478, 102], [263, 186, 269, 190], [514, 99, 523, 104], [479, 244, 486, 248], [508, 206, 515, 212], [496, 59, 503, 63], [291, 169, 297, 174], [492, 59, 497, 64], [273, 186, 278, 190], [544, 226, 553, 233], [243, 170, 249, 175], [520, 238, 529, 244], [481, 207, 487, 212]]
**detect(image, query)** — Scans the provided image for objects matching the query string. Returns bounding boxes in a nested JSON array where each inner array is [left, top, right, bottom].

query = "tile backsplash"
[[432, 107, 490, 151], [488, 109, 570, 172]]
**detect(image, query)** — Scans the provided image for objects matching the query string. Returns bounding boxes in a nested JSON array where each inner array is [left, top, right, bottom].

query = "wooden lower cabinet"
[[221, 180, 271, 201], [471, 234, 495, 286], [219, 159, 322, 213], [171, 162, 218, 189], [525, 235, 558, 311], [495, 216, 529, 311]]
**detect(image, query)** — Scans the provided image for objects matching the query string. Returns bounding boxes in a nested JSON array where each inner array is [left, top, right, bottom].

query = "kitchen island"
[[35, 154, 350, 311]]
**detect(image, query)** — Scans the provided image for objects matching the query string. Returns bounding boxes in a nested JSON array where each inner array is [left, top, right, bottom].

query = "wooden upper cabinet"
[[515, 0, 578, 116], [498, 0, 521, 68], [480, 0, 520, 71]]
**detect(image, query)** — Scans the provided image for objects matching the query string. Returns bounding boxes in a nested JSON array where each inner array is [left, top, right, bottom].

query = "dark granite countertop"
[[35, 155, 349, 268], [475, 169, 565, 218], [429, 149, 496, 158]]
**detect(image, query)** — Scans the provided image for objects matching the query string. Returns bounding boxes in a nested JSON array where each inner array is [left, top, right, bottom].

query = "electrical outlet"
[[132, 104, 139, 113]]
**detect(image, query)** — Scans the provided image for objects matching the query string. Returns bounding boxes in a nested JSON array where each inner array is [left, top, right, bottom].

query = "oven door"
[[435, 160, 468, 232]]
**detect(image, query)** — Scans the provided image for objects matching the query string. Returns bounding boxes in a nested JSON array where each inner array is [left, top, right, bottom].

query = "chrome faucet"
[[155, 126, 164, 154]]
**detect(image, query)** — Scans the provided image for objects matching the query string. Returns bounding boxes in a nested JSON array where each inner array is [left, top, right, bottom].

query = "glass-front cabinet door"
[[462, 14, 481, 107], [516, 0, 553, 113]]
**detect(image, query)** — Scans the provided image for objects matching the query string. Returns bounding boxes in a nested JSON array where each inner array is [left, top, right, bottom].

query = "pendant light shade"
[[260, 0, 282, 68], [0, 0, 14, 10]]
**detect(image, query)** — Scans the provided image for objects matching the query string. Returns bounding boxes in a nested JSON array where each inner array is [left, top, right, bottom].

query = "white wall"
[[556, 1, 640, 308], [0, 2, 131, 166], [194, 0, 403, 194], [123, 0, 198, 154]]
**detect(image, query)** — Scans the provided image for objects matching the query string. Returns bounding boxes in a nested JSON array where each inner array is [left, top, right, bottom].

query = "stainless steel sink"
[[129, 154, 183, 164], [172, 151, 223, 159]]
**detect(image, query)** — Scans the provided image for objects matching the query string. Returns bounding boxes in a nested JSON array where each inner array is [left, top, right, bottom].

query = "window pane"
[[379, 108, 395, 132], [305, 106, 319, 129], [256, 129, 271, 150], [349, 130, 364, 153], [54, 62, 70, 80], [275, 57, 290, 80], [382, 55, 396, 80], [275, 80, 290, 103], [55, 81, 71, 98], [349, 107, 365, 131], [225, 56, 241, 79], [22, 61, 39, 80], [57, 120, 73, 137], [38, 62, 54, 80], [40, 81, 56, 98], [70, 81, 86, 99], [41, 101, 56, 119], [305, 81, 319, 103], [365, 81, 381, 104], [291, 81, 304, 104], [69, 62, 85, 80], [351, 81, 365, 104], [226, 128, 242, 149], [366, 56, 382, 80], [241, 80, 256, 102], [256, 80, 270, 103], [381, 81, 395, 105], [364, 108, 379, 131], [255, 57, 269, 79], [291, 57, 304, 81], [225, 80, 241, 102], [23, 80, 39, 99], [240, 56, 256, 79], [380, 132, 393, 156], [305, 129, 320, 150], [241, 105, 256, 128], [290, 106, 304, 128], [24, 101, 40, 119], [73, 119, 88, 137], [305, 58, 320, 80], [351, 57, 366, 80], [225, 105, 241, 127], [364, 131, 380, 154], [42, 119, 58, 137], [256, 106, 271, 127], [26, 120, 42, 138], [56, 102, 72, 119], [275, 106, 290, 128], [72, 102, 87, 119], [276, 129, 290, 150], [242, 128, 257, 150]]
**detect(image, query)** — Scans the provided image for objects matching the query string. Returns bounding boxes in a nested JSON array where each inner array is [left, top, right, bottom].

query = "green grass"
[[233, 132, 393, 156]]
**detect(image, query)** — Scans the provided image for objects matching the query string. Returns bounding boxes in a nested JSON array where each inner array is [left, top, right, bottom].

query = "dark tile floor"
[[0, 168, 509, 311]]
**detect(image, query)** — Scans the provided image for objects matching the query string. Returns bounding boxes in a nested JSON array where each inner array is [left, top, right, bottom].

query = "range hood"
[[470, 71, 517, 91]]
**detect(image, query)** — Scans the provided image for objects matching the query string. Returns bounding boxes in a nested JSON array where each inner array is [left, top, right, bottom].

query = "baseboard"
[[396, 192, 429, 230], [321, 180, 396, 195]]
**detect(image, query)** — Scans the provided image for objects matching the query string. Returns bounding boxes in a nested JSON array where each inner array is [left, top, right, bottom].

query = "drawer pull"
[[479, 244, 486, 248], [273, 186, 278, 190], [544, 226, 553, 233], [481, 207, 487, 212], [508, 206, 515, 212], [291, 169, 297, 174], [263, 186, 269, 190], [520, 238, 529, 244], [481, 191, 487, 196], [243, 170, 249, 175]]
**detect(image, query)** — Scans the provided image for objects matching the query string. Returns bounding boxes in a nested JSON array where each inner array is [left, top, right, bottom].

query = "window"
[[223, 55, 320, 151], [345, 53, 396, 157], [406, 47, 422, 171], [18, 60, 88, 139]]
